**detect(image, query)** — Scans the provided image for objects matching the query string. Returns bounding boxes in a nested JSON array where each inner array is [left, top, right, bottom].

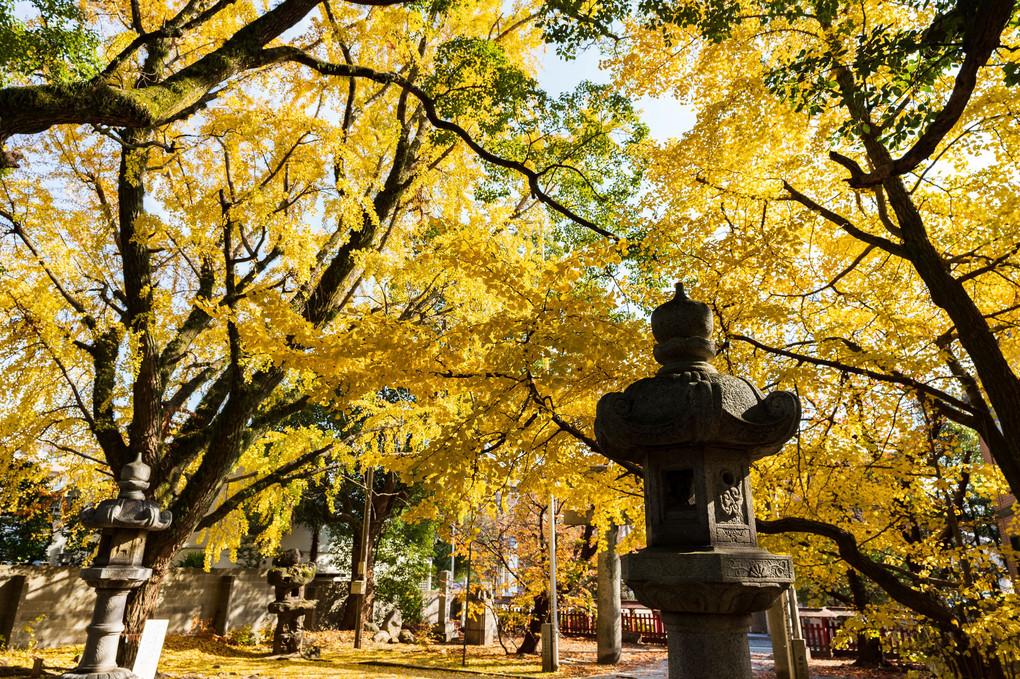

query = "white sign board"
[[132, 619, 169, 679]]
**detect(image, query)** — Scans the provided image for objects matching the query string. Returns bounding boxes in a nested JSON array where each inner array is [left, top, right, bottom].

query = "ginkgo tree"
[[543, 0, 1020, 497], [0, 0, 650, 641], [534, 0, 1020, 674]]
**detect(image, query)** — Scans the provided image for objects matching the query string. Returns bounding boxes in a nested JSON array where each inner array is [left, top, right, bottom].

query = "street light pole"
[[542, 494, 559, 672], [352, 466, 374, 649]]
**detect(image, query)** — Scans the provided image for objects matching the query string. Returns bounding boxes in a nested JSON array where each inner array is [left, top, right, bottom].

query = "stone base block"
[[663, 612, 753, 679], [432, 621, 458, 642], [622, 547, 792, 616]]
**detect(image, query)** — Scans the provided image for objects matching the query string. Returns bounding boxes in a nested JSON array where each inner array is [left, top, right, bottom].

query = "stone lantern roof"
[[595, 283, 800, 463]]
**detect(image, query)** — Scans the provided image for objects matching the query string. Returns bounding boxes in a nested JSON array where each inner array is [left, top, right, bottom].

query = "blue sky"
[[536, 47, 696, 142]]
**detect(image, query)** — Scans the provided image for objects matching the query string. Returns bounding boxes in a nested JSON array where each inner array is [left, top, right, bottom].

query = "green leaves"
[[541, 0, 1019, 153], [538, 0, 632, 56], [422, 37, 539, 137], [1004, 62, 1020, 87], [0, 0, 100, 86], [764, 14, 964, 149], [475, 81, 648, 242]]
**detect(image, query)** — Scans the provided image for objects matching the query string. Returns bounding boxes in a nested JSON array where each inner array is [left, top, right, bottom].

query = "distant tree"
[[0, 461, 56, 563], [373, 516, 437, 626]]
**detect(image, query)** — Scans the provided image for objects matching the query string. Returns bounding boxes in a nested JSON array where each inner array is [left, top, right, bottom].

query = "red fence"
[[559, 611, 595, 638], [561, 610, 920, 656], [558, 608, 667, 645], [802, 619, 920, 657], [622, 608, 667, 644]]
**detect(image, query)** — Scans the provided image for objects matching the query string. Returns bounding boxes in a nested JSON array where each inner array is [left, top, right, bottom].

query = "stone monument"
[[596, 524, 622, 664], [59, 455, 172, 679], [594, 283, 800, 679], [267, 549, 317, 654], [433, 570, 458, 642], [462, 586, 496, 646]]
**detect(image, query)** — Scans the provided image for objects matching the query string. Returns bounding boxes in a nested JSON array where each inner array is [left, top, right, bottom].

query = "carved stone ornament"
[[81, 499, 172, 531]]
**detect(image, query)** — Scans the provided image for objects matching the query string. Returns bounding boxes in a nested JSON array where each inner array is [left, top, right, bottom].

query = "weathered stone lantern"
[[60, 455, 172, 679], [595, 283, 800, 678], [267, 549, 317, 654]]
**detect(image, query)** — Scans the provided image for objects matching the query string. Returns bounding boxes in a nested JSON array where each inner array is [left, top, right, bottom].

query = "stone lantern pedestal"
[[595, 283, 800, 679], [60, 456, 171, 679]]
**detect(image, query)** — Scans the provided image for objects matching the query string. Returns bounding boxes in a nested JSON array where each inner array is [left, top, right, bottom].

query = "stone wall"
[[0, 567, 348, 649]]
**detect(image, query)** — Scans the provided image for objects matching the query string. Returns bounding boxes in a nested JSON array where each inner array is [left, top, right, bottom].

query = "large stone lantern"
[[595, 283, 800, 678], [60, 455, 172, 679]]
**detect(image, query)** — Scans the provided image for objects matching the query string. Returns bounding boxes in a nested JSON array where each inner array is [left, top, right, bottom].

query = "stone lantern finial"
[[651, 282, 717, 375]]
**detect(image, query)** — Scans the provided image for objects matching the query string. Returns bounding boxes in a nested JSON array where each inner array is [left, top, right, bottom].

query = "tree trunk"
[[339, 530, 378, 629], [517, 592, 549, 655], [847, 570, 885, 668], [949, 630, 1007, 679], [309, 525, 320, 563], [119, 536, 179, 665]]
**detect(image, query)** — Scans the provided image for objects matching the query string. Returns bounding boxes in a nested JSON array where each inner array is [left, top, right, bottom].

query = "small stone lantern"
[[60, 455, 172, 679], [267, 549, 317, 654], [595, 283, 800, 678]]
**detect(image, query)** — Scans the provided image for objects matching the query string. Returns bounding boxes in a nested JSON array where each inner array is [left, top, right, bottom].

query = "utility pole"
[[352, 466, 374, 649], [542, 495, 560, 672]]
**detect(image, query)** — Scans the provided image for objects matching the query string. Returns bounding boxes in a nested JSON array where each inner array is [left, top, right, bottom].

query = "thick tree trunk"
[[119, 534, 180, 664], [339, 531, 378, 630], [309, 526, 321, 563], [949, 631, 1007, 679], [517, 592, 549, 655]]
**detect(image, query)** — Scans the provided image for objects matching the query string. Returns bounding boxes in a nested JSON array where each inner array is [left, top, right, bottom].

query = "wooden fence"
[[558, 608, 667, 645], [802, 618, 920, 657]]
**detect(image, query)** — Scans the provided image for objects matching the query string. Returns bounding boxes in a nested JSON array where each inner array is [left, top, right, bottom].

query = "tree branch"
[[731, 333, 975, 415], [279, 49, 620, 240], [757, 516, 955, 627]]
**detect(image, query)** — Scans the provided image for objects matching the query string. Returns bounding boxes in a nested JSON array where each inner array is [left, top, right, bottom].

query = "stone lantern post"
[[594, 283, 800, 679], [60, 455, 172, 679]]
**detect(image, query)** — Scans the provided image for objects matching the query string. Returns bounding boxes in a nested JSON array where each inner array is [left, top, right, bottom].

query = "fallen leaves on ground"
[[0, 632, 926, 679]]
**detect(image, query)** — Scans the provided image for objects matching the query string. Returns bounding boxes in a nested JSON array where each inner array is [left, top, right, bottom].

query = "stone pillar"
[[594, 283, 801, 679], [664, 613, 753, 679], [463, 587, 495, 645], [766, 596, 793, 679], [59, 455, 172, 679], [541, 622, 559, 672], [596, 524, 622, 664], [267, 550, 317, 655], [786, 589, 810, 679], [433, 570, 457, 641]]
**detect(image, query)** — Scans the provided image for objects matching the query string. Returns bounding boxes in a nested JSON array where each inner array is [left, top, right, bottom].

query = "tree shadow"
[[163, 636, 270, 659]]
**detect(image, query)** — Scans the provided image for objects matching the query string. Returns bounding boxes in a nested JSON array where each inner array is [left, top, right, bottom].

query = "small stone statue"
[[267, 549, 317, 654]]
